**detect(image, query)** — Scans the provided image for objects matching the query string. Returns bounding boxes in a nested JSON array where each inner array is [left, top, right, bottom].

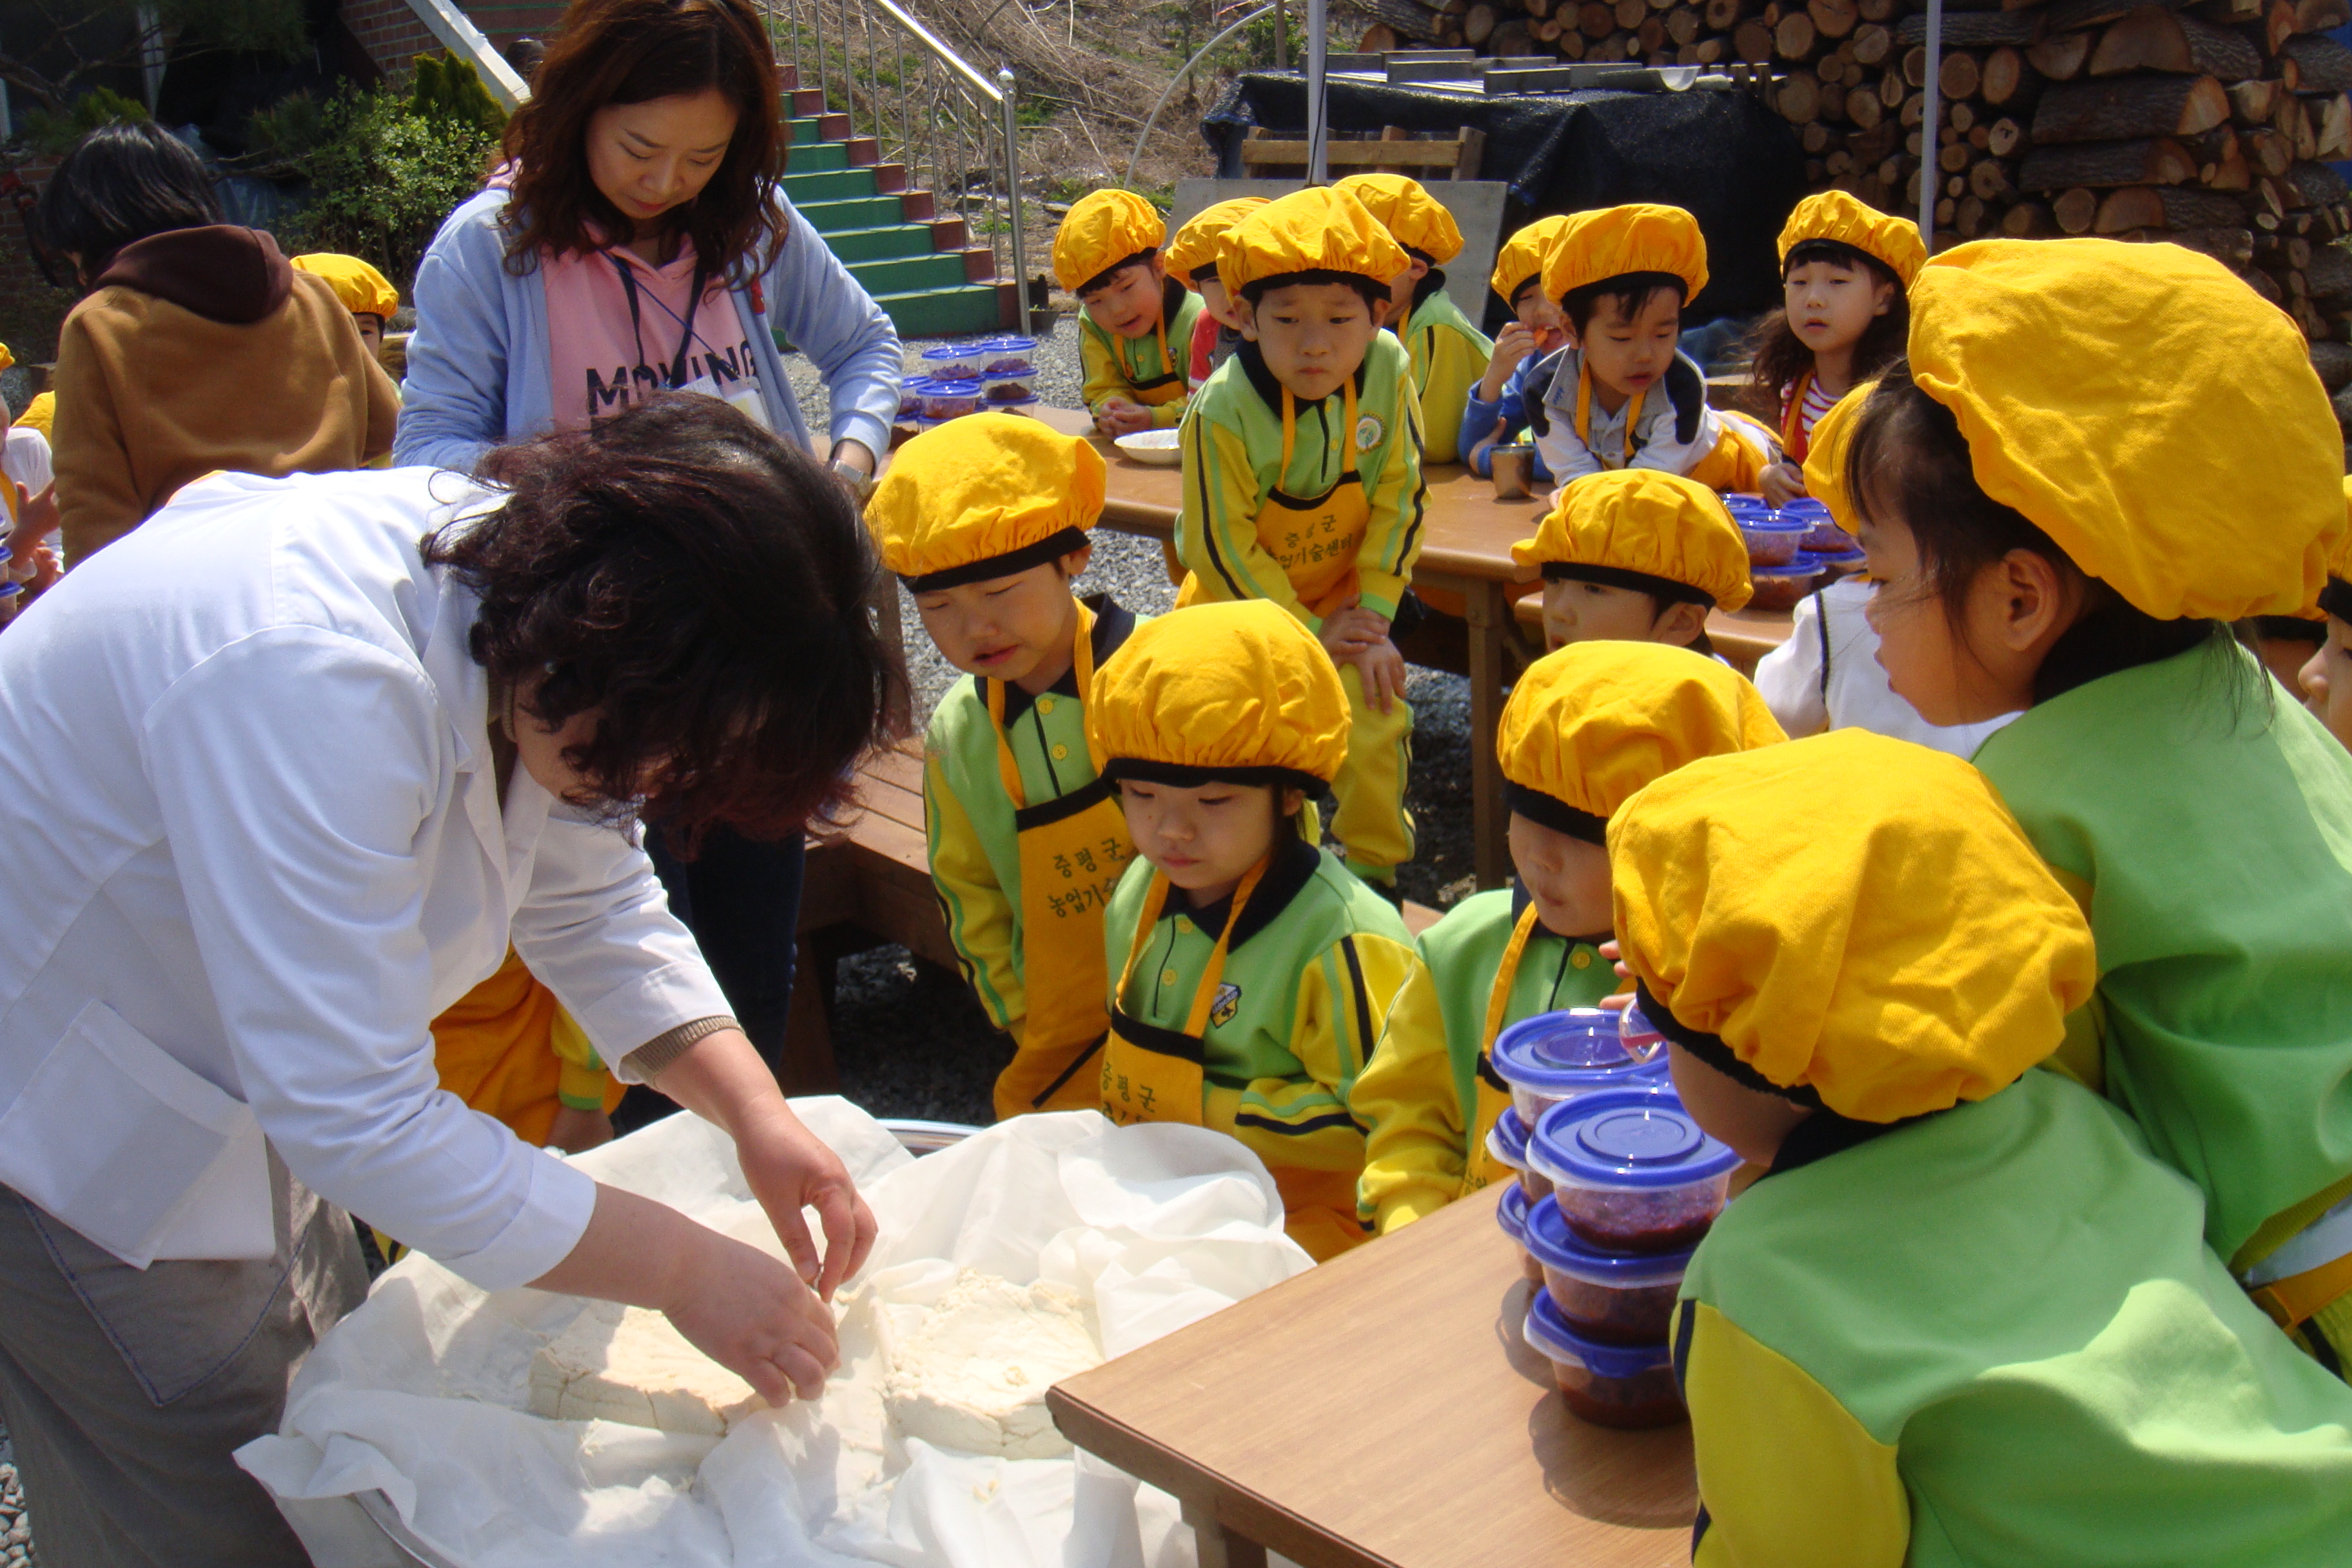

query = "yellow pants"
[[1332, 661, 1414, 882]]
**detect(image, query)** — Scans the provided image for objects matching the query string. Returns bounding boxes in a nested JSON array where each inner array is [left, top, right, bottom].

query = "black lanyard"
[[607, 251, 709, 389]]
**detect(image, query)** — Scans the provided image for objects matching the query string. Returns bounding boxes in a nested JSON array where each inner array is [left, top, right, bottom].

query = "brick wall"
[[342, 0, 573, 86]]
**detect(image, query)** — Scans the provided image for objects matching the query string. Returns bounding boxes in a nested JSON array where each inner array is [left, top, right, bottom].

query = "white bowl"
[[1113, 429, 1182, 466]]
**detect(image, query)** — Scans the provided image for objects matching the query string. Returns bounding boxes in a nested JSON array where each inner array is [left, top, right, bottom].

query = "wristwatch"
[[830, 457, 876, 507]]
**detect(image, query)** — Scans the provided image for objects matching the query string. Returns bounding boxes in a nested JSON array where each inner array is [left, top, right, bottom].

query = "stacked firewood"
[[1358, 0, 2352, 347]]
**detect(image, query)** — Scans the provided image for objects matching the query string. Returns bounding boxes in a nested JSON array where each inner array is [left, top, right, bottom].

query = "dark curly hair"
[[424, 393, 907, 848], [1747, 241, 1909, 419], [41, 121, 222, 276], [498, 0, 786, 280]]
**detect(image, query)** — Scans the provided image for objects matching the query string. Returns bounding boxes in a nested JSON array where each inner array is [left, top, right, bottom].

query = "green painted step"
[[788, 116, 824, 143], [818, 223, 937, 262], [847, 251, 972, 295], [785, 141, 852, 173], [779, 168, 879, 203], [793, 194, 907, 232], [868, 282, 1001, 337]]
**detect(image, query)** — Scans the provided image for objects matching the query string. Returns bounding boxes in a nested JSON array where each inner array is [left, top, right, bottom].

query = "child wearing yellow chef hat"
[[2296, 480, 2352, 752], [1179, 185, 1427, 900], [1747, 191, 1920, 507], [1165, 196, 1266, 392], [1350, 640, 1781, 1234], [1527, 203, 1769, 497], [1054, 188, 1202, 438], [1510, 467, 1751, 654], [1843, 237, 2352, 1371], [867, 413, 1143, 1120], [1464, 213, 1573, 482], [1335, 173, 1494, 465], [1088, 600, 1415, 1260], [291, 251, 402, 369], [1749, 386, 2017, 758], [1613, 728, 2352, 1563]]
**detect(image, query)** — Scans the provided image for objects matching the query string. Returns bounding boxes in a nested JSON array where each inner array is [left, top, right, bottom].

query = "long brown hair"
[[1745, 242, 1908, 413], [498, 0, 786, 281]]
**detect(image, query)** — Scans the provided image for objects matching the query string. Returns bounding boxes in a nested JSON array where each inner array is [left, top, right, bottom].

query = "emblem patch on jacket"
[[1210, 982, 1242, 1028], [1355, 413, 1384, 451]]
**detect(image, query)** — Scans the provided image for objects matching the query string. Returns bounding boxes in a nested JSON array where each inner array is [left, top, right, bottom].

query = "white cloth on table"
[[0, 465, 729, 1288]]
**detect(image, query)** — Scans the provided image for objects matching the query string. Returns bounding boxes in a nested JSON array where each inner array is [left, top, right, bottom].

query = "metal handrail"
[[765, 0, 1031, 315]]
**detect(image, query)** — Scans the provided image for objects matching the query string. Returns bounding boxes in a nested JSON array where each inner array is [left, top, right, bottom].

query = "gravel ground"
[[1, 1447, 32, 1567], [782, 320, 1480, 1128]]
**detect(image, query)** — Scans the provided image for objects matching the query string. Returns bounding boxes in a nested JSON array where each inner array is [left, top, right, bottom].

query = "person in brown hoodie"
[[39, 121, 399, 566]]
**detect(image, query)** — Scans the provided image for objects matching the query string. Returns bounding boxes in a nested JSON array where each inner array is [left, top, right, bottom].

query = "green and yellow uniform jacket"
[[1677, 1068, 2352, 1567], [1973, 638, 2352, 1279], [1402, 274, 1493, 467], [1177, 333, 1427, 627], [925, 598, 1141, 1104], [1102, 833, 1415, 1257], [1351, 888, 1614, 1234], [1080, 276, 1202, 429]]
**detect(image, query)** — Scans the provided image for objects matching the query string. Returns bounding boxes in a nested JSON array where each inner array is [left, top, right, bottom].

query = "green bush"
[[271, 86, 498, 294], [21, 88, 150, 157], [409, 54, 507, 140]]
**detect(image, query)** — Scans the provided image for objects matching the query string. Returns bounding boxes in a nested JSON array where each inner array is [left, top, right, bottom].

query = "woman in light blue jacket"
[[400, 0, 903, 1088]]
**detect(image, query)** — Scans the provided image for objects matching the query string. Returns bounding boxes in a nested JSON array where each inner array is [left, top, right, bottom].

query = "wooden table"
[[1047, 1182, 1697, 1568], [1037, 407, 1795, 889]]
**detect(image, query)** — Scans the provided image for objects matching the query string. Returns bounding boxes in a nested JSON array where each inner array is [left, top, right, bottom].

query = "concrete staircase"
[[779, 71, 1009, 338]]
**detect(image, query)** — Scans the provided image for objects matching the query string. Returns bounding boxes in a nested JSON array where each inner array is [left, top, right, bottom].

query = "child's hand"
[[1594, 938, 1635, 1010], [1348, 636, 1408, 715], [1759, 461, 1807, 507], [1480, 322, 1538, 402], [1095, 398, 1154, 438], [547, 1106, 616, 1154], [1318, 601, 1389, 661]]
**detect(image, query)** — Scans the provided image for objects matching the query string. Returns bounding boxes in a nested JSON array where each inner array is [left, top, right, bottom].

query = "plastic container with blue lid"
[[919, 343, 985, 381], [1524, 1288, 1687, 1428], [1810, 546, 1867, 578], [921, 379, 986, 420], [897, 375, 934, 418], [977, 335, 1039, 375], [1736, 511, 1809, 565], [1524, 1190, 1694, 1344], [1746, 560, 1824, 611], [988, 391, 1043, 417], [1496, 1177, 1545, 1288], [1491, 1008, 1663, 1125], [982, 368, 1039, 404], [1487, 1102, 1554, 1200], [1721, 491, 1772, 516], [1616, 999, 1666, 1063], [1529, 1083, 1739, 1254]]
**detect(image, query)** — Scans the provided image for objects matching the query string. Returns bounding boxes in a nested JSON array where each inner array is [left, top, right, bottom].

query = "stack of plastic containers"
[[1520, 1079, 1738, 1428], [905, 337, 1044, 428], [1725, 492, 1857, 610]]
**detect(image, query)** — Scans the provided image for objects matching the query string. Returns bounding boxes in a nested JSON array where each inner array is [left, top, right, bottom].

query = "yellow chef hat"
[[1777, 191, 1925, 288], [1801, 382, 1873, 536], [1510, 468, 1754, 611], [1088, 600, 1349, 790], [867, 412, 1106, 590], [1165, 197, 1269, 287], [290, 252, 401, 319], [1498, 641, 1783, 843], [1909, 238, 2343, 622], [1491, 213, 1574, 306], [1216, 186, 1410, 303], [1541, 203, 1709, 309], [1052, 188, 1167, 294], [0, 343, 15, 374], [1612, 729, 2098, 1124], [1333, 173, 1464, 265], [14, 391, 53, 439]]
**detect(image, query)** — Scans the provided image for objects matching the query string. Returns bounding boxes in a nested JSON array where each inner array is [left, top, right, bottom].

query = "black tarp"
[[1200, 74, 1805, 324]]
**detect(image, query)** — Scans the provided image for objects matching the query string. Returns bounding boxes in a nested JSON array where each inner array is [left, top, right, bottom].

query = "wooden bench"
[[781, 741, 1444, 1092], [1240, 123, 1487, 181]]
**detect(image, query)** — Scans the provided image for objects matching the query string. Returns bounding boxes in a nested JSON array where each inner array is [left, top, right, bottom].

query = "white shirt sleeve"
[[142, 626, 595, 1290], [3, 427, 52, 496], [1754, 589, 1830, 738]]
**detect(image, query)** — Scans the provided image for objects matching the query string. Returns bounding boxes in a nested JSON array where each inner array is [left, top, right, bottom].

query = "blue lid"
[[926, 378, 983, 395], [1491, 1008, 1648, 1093], [1774, 498, 1831, 520], [1531, 1084, 1738, 1189], [983, 335, 1038, 352], [1750, 562, 1821, 580], [921, 344, 975, 360], [1522, 1192, 1694, 1283], [1525, 1288, 1675, 1377], [1489, 1104, 1531, 1168], [1721, 492, 1771, 512], [1738, 513, 1810, 533], [1498, 1178, 1531, 1242], [1814, 547, 1866, 565]]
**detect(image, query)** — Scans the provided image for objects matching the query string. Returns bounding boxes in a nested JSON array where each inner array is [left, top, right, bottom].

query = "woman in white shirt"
[[0, 394, 899, 1566]]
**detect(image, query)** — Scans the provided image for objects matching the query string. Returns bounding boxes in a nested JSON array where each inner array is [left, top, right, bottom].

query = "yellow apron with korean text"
[[1177, 380, 1370, 618], [1131, 318, 1188, 408], [1101, 861, 1366, 1261], [987, 602, 1135, 1120]]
